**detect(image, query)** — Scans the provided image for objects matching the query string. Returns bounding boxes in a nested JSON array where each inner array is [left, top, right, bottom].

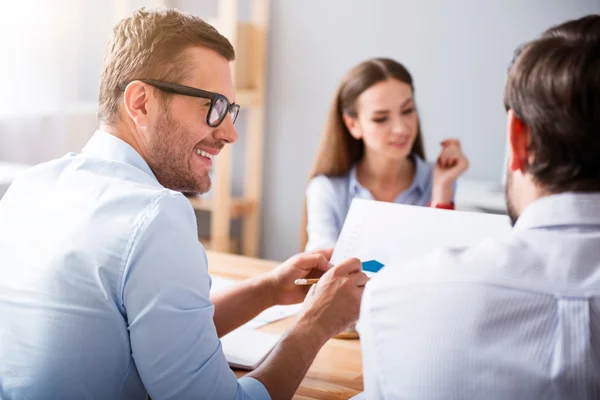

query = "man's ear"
[[122, 81, 150, 128], [342, 113, 362, 140], [507, 109, 530, 173]]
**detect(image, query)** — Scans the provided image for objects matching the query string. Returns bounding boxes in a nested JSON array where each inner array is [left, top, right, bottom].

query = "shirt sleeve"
[[121, 191, 271, 400], [305, 175, 342, 251]]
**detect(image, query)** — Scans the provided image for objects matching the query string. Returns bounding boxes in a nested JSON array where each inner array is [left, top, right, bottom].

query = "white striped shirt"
[[359, 192, 600, 399]]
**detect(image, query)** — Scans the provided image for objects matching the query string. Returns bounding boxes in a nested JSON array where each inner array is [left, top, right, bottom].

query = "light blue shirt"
[[0, 131, 270, 400], [359, 192, 600, 399], [305, 156, 435, 251]]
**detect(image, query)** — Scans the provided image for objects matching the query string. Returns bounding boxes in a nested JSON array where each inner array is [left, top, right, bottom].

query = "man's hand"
[[212, 248, 334, 337], [266, 248, 334, 305], [247, 257, 368, 399], [296, 257, 368, 340]]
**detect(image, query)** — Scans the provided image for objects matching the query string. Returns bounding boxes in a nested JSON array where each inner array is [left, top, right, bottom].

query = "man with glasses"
[[0, 8, 367, 400]]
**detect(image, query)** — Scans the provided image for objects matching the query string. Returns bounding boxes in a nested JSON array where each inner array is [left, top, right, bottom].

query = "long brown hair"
[[300, 58, 426, 250]]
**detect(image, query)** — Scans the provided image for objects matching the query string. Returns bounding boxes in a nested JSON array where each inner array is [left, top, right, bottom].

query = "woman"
[[302, 58, 469, 251]]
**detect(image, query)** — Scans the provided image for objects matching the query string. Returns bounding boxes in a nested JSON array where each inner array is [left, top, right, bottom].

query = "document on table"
[[210, 276, 300, 370], [210, 276, 302, 328], [220, 327, 281, 370]]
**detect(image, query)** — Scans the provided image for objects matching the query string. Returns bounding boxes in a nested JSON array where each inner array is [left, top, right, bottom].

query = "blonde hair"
[[300, 58, 426, 250], [98, 7, 235, 124]]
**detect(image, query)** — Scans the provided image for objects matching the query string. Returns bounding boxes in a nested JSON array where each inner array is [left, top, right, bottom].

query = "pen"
[[293, 260, 384, 286], [294, 278, 320, 286]]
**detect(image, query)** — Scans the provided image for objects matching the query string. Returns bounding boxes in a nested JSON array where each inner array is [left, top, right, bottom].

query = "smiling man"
[[0, 8, 367, 400]]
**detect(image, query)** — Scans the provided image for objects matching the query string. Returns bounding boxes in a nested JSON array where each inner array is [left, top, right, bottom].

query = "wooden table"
[[206, 251, 363, 400]]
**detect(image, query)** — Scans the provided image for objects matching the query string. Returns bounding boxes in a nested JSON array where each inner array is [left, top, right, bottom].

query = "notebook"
[[220, 327, 281, 370], [210, 276, 302, 328], [210, 276, 294, 370], [349, 392, 365, 400]]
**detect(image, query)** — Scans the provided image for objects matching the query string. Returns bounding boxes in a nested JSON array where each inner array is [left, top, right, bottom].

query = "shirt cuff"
[[238, 377, 271, 400]]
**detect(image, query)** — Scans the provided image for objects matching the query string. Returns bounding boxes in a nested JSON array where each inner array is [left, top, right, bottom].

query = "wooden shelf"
[[186, 195, 256, 219], [166, 0, 269, 256], [235, 88, 261, 107]]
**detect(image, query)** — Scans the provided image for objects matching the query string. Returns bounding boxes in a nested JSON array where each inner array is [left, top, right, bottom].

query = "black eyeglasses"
[[121, 79, 240, 127]]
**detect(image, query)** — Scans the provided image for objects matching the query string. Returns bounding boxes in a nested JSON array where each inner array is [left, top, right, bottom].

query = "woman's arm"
[[431, 139, 469, 208], [305, 175, 343, 251]]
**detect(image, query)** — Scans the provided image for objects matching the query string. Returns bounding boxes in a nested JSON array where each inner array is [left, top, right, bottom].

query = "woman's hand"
[[432, 138, 469, 204]]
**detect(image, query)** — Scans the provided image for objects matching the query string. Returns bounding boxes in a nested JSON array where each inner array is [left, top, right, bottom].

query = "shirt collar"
[[81, 130, 158, 181], [410, 155, 429, 193], [514, 192, 600, 231], [349, 154, 428, 195], [348, 165, 361, 194]]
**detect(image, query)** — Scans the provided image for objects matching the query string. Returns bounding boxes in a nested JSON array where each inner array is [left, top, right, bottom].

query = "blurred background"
[[1, 0, 598, 261]]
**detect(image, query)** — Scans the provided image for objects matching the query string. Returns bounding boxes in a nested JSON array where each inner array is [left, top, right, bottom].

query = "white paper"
[[220, 327, 281, 370], [210, 277, 291, 369], [210, 276, 302, 328], [209, 275, 238, 293], [348, 392, 366, 400], [331, 199, 512, 270], [245, 303, 302, 329], [210, 275, 238, 295]]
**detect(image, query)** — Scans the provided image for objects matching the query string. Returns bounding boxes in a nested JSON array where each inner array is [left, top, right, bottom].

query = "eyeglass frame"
[[119, 79, 240, 127]]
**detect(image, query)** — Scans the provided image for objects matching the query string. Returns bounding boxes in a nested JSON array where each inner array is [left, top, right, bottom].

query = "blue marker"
[[361, 260, 385, 273]]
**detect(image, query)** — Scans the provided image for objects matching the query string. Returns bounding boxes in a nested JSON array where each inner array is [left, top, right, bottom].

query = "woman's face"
[[345, 78, 419, 161]]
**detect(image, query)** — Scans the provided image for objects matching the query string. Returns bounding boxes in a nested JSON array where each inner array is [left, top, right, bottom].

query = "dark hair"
[[503, 14, 600, 193]]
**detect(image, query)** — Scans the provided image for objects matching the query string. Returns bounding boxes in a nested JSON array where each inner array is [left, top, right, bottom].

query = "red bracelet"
[[428, 201, 455, 210]]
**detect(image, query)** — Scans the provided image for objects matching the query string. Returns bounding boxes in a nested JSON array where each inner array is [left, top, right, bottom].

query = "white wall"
[[260, 0, 600, 261], [3, 1, 598, 260]]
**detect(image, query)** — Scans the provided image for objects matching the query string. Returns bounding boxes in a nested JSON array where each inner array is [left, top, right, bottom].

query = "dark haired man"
[[360, 14, 600, 399]]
